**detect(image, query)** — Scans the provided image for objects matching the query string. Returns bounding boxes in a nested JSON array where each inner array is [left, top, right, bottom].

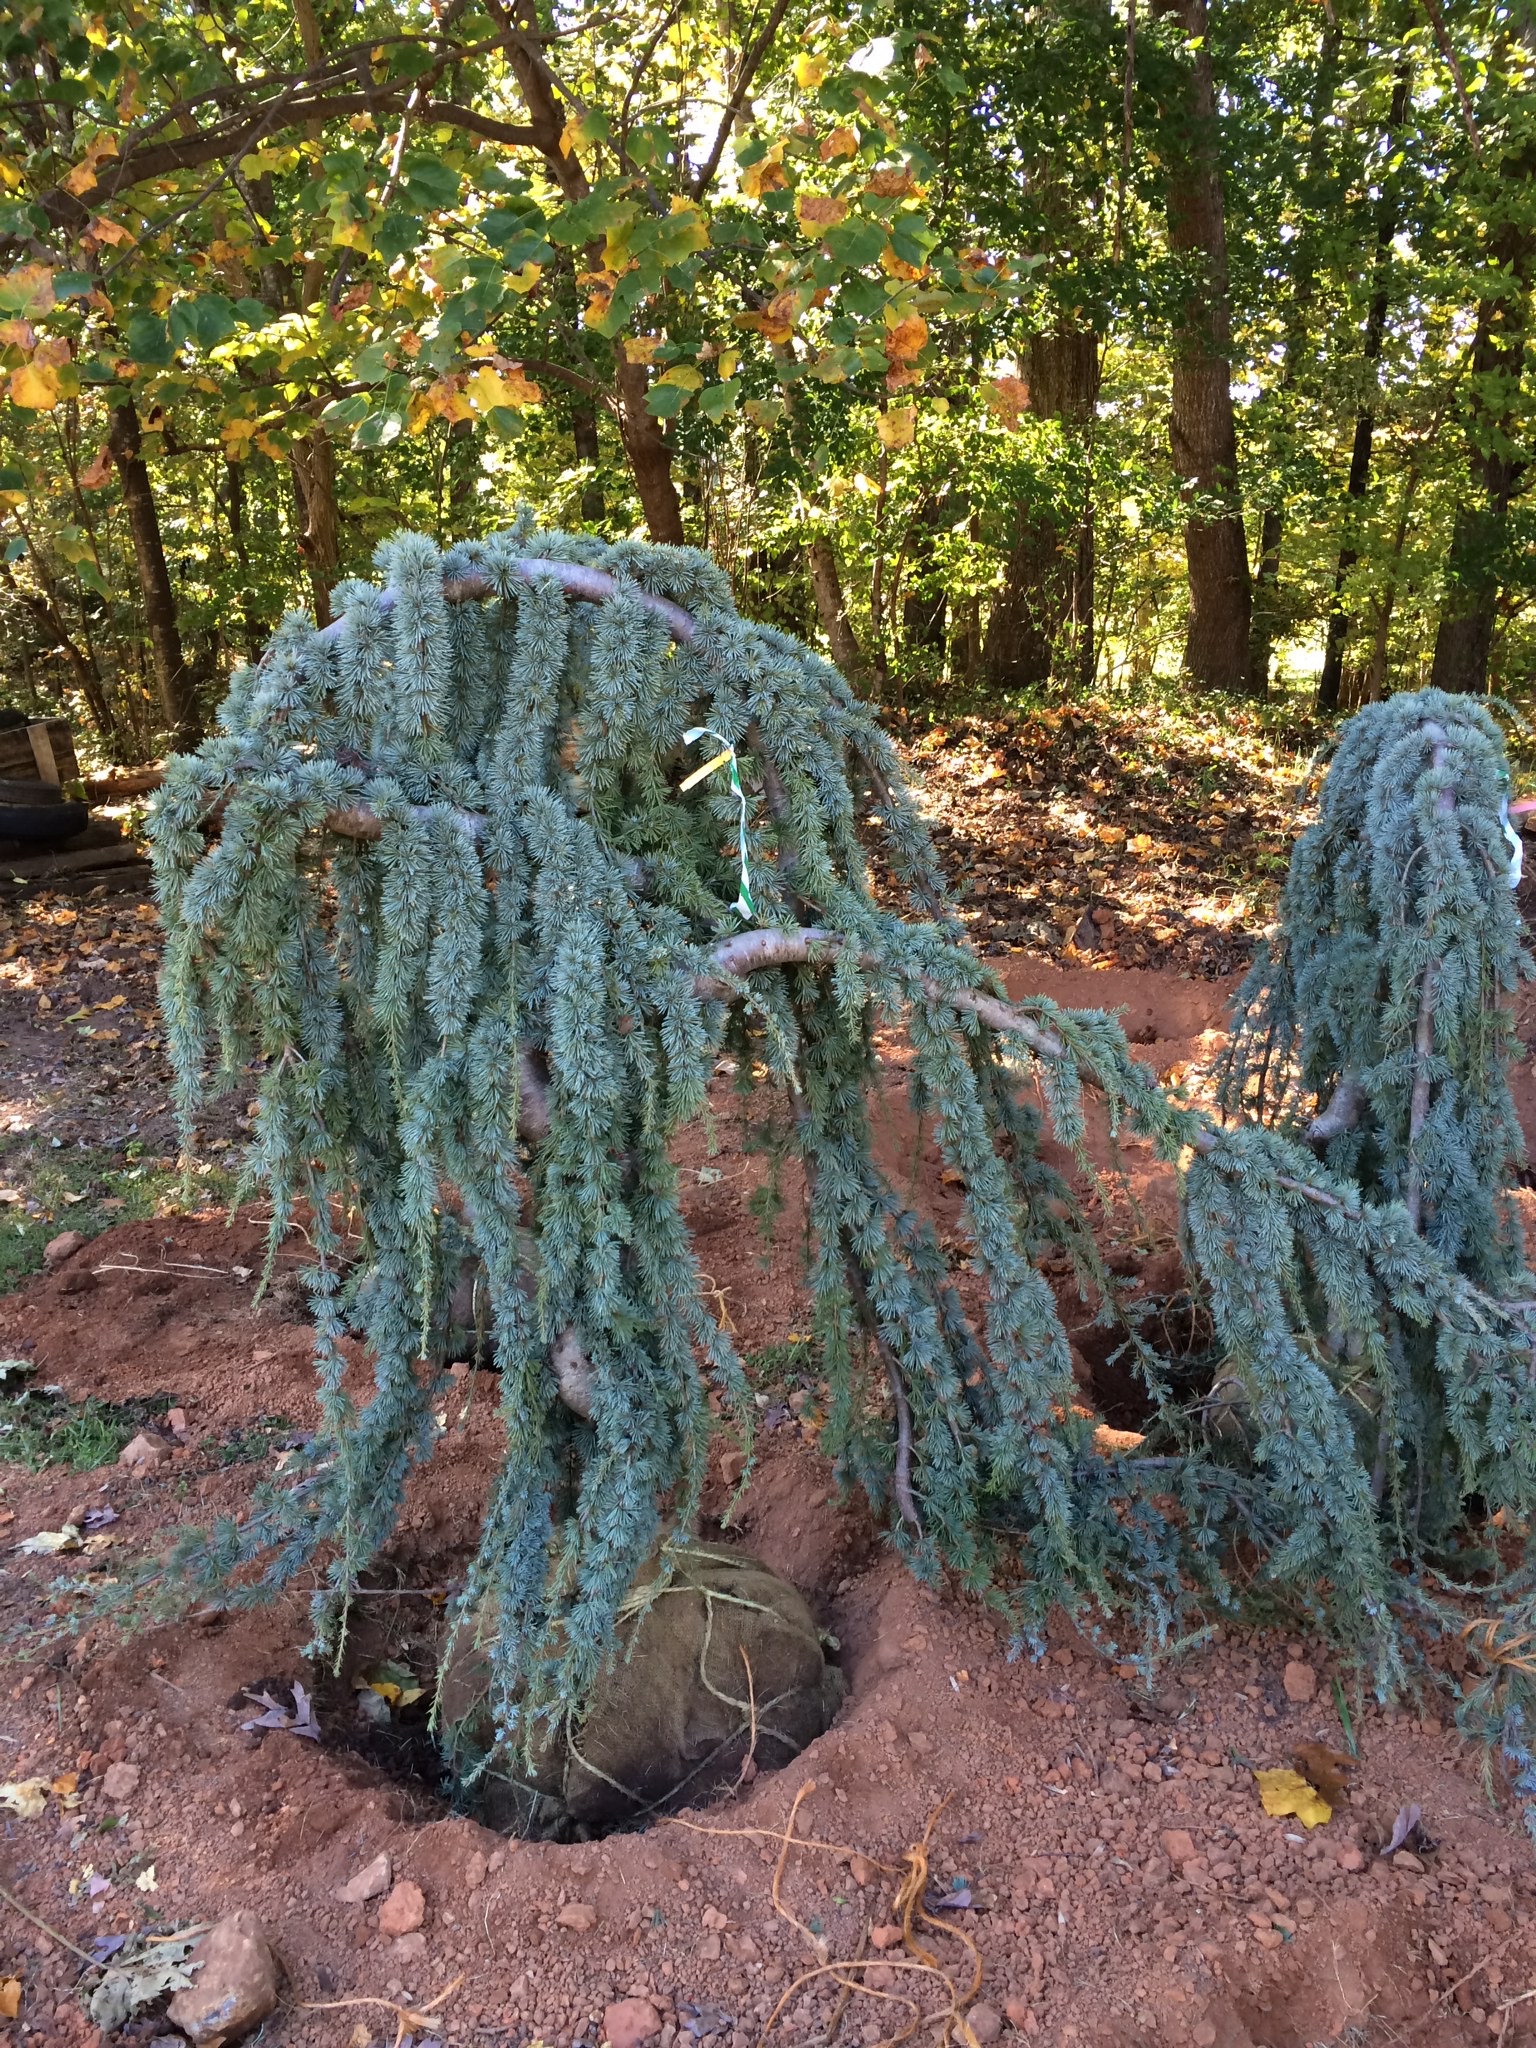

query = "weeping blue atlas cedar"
[[146, 524, 1536, 1800]]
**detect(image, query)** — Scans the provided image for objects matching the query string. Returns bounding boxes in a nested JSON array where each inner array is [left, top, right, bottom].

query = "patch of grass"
[[0, 1141, 236, 1298], [742, 1335, 821, 1392], [0, 1360, 173, 1473], [213, 1414, 295, 1466]]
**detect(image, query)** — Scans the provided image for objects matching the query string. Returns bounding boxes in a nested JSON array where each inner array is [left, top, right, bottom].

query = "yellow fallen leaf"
[[368, 1680, 402, 1705], [0, 1779, 50, 1820], [97, 993, 127, 1010], [1255, 1766, 1331, 1827], [50, 1772, 79, 1797], [0, 1978, 20, 2020]]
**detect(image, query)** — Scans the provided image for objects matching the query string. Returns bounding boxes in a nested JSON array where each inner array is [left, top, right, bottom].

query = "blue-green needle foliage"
[[147, 534, 1536, 1766]]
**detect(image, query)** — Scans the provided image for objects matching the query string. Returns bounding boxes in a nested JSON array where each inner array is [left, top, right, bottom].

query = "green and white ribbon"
[[1500, 794, 1523, 889], [680, 725, 755, 921]]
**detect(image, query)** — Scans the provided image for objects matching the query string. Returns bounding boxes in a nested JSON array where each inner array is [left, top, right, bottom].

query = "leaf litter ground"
[[2, 712, 1536, 2048]]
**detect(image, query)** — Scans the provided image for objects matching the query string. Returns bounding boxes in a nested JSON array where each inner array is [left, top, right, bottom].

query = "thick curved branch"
[[309, 556, 696, 650], [1307, 1072, 1364, 1145]]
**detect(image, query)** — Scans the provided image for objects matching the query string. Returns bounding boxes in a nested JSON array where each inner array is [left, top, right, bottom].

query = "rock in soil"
[[100, 1761, 141, 1803], [336, 1850, 392, 1905], [166, 1910, 279, 2046], [118, 1430, 171, 1473], [43, 1229, 86, 1265], [604, 1997, 663, 2048]]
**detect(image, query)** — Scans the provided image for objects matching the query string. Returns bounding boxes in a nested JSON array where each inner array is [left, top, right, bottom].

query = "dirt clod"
[[1283, 1659, 1317, 1703], [377, 1880, 425, 1937], [100, 1760, 140, 1802], [42, 1229, 86, 1265]]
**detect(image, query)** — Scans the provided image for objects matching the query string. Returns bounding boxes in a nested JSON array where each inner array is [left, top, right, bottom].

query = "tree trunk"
[[572, 404, 606, 525], [613, 354, 685, 543], [1244, 20, 1343, 695], [107, 400, 201, 747], [983, 328, 1099, 690], [806, 536, 867, 679], [901, 497, 947, 655], [1429, 222, 1534, 693], [1155, 0, 1252, 694], [224, 460, 261, 661], [1315, 64, 1411, 713], [291, 424, 341, 627]]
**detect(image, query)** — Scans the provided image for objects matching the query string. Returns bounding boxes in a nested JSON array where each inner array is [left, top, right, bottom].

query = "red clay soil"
[[4, 955, 1536, 2048]]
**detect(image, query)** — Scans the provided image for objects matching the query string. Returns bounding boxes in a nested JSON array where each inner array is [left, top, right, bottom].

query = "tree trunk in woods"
[[901, 497, 948, 655], [572, 405, 605, 524], [1245, 20, 1343, 695], [613, 354, 685, 543], [107, 400, 201, 747], [291, 424, 341, 626], [223, 461, 261, 662], [1155, 0, 1252, 694], [806, 537, 867, 679], [1429, 175, 1535, 693], [1315, 64, 1410, 713], [983, 328, 1099, 691]]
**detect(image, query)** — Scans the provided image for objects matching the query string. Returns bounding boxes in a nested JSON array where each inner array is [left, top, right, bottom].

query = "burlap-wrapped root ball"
[[440, 1542, 844, 1836]]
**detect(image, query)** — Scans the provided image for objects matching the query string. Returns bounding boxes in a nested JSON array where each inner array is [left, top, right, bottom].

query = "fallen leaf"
[[0, 1779, 50, 1819], [135, 1864, 157, 1892], [1381, 1800, 1423, 1858], [0, 1979, 20, 2021], [1293, 1741, 1355, 1807], [1255, 1766, 1331, 1828], [17, 1523, 83, 1554], [89, 1934, 201, 2032], [240, 1678, 321, 1740]]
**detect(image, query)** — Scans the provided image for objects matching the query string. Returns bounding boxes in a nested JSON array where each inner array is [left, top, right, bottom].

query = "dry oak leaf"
[[1292, 1741, 1356, 1807]]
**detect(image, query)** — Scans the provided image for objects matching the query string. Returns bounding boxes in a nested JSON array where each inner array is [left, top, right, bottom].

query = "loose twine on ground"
[[300, 1970, 465, 2048], [668, 1779, 984, 2048]]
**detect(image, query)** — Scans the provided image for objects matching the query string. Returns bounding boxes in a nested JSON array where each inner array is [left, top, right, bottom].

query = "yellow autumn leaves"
[[8, 338, 75, 412]]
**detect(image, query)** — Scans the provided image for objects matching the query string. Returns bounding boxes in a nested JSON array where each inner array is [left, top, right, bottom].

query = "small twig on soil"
[[1408, 1935, 1518, 2033], [300, 1972, 464, 2048], [0, 1879, 104, 1969]]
